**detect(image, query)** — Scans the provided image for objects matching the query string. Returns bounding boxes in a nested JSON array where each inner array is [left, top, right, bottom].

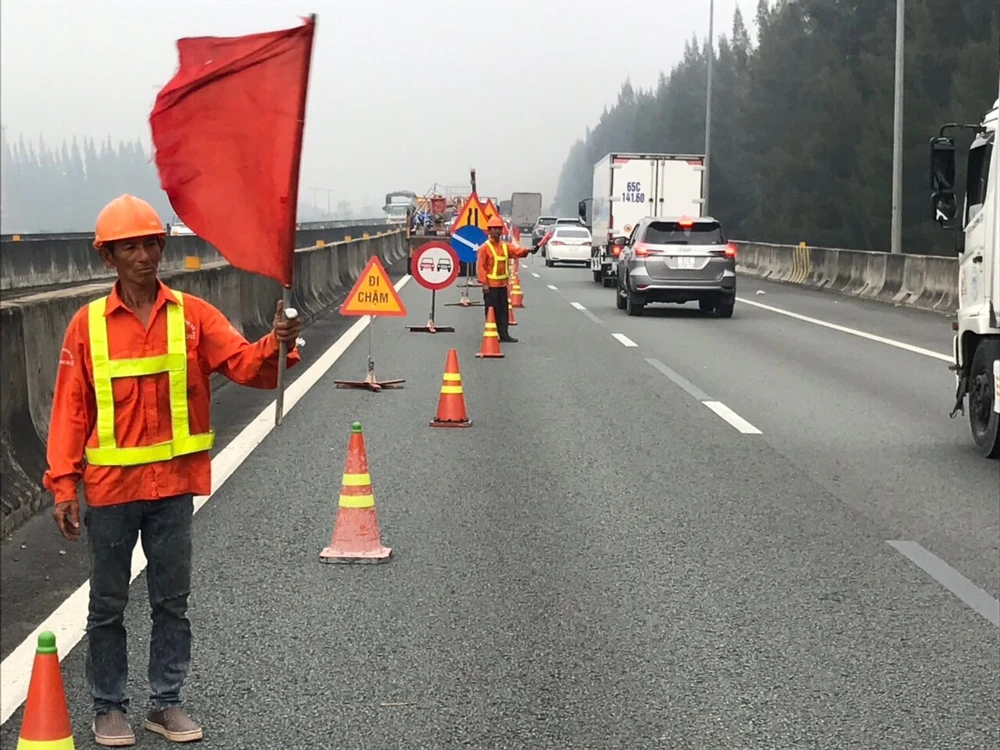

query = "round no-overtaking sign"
[[411, 241, 460, 292]]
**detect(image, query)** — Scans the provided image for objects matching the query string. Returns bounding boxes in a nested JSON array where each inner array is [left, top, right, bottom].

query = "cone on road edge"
[[430, 349, 472, 428], [320, 422, 392, 564], [17, 632, 75, 750], [508, 297, 517, 326], [475, 306, 504, 359], [510, 277, 524, 308]]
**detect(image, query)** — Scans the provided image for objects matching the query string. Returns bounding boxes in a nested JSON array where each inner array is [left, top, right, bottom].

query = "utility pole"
[[703, 0, 715, 217], [890, 0, 905, 254]]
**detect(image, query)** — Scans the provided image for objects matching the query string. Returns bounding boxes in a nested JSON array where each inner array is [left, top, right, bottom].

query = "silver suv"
[[532, 216, 558, 247], [614, 216, 737, 317]]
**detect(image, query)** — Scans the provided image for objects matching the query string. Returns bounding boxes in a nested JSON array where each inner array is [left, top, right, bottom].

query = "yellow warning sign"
[[340, 255, 407, 317], [482, 199, 501, 223], [450, 193, 491, 233]]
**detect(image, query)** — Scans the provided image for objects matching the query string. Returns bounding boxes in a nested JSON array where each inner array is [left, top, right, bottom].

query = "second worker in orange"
[[476, 215, 533, 343]]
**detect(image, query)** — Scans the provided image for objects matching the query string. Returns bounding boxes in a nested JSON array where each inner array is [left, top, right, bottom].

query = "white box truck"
[[511, 192, 543, 233], [582, 152, 705, 286], [930, 87, 999, 459]]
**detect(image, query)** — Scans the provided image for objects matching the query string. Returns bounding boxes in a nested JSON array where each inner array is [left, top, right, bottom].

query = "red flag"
[[149, 16, 316, 287]]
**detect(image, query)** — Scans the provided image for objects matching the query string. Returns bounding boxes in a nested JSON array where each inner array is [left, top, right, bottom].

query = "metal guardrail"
[[0, 217, 389, 242]]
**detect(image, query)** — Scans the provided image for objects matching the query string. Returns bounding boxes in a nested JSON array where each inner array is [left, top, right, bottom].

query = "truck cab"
[[929, 95, 999, 458]]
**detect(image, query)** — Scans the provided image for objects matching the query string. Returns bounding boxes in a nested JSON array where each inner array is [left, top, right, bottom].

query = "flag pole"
[[275, 13, 317, 427]]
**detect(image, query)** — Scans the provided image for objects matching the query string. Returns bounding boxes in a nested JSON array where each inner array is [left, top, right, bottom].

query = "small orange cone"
[[430, 349, 472, 428], [320, 422, 392, 564], [510, 274, 524, 308], [508, 297, 518, 326], [475, 306, 504, 359], [17, 632, 75, 750]]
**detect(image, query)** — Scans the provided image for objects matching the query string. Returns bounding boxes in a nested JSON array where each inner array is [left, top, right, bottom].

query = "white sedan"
[[544, 226, 592, 267]]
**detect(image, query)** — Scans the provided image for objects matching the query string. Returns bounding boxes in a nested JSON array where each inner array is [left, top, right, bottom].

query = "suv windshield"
[[644, 220, 725, 245]]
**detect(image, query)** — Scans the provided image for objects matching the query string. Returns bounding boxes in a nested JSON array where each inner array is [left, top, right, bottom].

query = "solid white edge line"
[[546, 284, 559, 291], [570, 302, 586, 311], [702, 400, 762, 434], [611, 333, 638, 348], [0, 275, 412, 726], [736, 297, 952, 362]]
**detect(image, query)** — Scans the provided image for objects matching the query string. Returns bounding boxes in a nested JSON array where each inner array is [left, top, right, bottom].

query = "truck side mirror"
[[932, 190, 958, 230], [929, 136, 955, 191], [612, 235, 628, 246], [578, 200, 587, 220]]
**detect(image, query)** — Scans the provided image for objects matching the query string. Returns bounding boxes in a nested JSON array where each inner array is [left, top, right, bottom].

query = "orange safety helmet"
[[487, 215, 504, 229], [93, 194, 166, 249]]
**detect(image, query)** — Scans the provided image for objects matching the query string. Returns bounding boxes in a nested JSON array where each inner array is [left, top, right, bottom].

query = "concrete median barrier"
[[733, 241, 959, 314], [0, 230, 406, 537], [0, 223, 394, 292]]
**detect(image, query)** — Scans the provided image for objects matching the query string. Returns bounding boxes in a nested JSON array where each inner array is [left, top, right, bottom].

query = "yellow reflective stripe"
[[339, 493, 374, 508], [486, 241, 509, 279], [16, 735, 76, 750], [440, 385, 463, 395], [341, 473, 371, 487], [108, 353, 185, 378], [442, 373, 461, 382], [85, 289, 215, 467], [483, 332, 499, 339], [88, 297, 115, 451]]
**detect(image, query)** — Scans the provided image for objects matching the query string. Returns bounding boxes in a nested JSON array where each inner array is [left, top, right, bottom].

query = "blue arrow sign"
[[451, 224, 487, 264]]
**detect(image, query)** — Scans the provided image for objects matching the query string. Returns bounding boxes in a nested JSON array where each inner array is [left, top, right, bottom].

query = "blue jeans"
[[84, 494, 193, 715]]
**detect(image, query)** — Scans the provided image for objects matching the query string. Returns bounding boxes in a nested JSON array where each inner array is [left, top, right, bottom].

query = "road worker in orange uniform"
[[43, 194, 302, 747], [477, 214, 532, 343]]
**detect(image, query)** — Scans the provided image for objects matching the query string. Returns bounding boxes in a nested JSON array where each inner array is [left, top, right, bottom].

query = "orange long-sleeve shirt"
[[43, 280, 301, 508], [476, 240, 531, 288]]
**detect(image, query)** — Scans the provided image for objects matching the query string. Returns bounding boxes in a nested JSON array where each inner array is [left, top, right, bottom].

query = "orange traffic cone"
[[320, 422, 392, 564], [510, 273, 524, 308], [17, 632, 75, 750], [475, 306, 504, 359], [430, 349, 472, 428], [508, 297, 518, 326]]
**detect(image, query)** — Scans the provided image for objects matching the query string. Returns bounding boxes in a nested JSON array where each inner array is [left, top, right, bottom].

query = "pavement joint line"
[[546, 284, 559, 291], [887, 541, 1000, 628], [702, 401, 763, 434], [645, 358, 713, 401], [736, 297, 952, 362], [611, 333, 638, 348], [0, 273, 414, 727]]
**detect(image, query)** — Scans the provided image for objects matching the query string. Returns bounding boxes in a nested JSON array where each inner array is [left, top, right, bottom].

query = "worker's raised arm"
[[43, 309, 96, 505], [190, 296, 301, 389]]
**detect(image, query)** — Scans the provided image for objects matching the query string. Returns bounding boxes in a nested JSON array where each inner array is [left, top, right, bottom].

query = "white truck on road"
[[582, 152, 705, 286], [511, 192, 543, 233], [930, 89, 999, 459]]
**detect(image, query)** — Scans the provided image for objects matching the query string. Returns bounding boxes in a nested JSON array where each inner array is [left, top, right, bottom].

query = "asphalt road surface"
[[2, 259, 998, 749]]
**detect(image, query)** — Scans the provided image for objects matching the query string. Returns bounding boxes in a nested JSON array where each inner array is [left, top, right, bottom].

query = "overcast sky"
[[1, 0, 749, 209]]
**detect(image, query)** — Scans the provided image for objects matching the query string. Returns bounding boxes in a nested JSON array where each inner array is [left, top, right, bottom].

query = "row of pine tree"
[[550, 0, 998, 255]]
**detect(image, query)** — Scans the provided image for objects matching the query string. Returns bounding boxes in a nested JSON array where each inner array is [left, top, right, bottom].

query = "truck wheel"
[[593, 269, 602, 283], [968, 339, 1000, 459]]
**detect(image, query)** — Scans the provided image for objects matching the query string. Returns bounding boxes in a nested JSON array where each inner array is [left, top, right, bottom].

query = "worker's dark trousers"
[[483, 285, 511, 339], [85, 494, 194, 715]]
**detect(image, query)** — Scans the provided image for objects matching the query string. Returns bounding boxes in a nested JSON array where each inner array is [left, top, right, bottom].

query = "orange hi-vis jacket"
[[476, 239, 531, 288], [43, 279, 301, 508]]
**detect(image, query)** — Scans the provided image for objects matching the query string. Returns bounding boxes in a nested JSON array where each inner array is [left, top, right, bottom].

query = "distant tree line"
[[0, 130, 369, 233], [551, 0, 998, 255]]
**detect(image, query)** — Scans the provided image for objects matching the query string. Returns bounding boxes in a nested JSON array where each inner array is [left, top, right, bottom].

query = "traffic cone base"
[[476, 307, 505, 359], [320, 422, 392, 564], [17, 632, 75, 750], [431, 349, 473, 428]]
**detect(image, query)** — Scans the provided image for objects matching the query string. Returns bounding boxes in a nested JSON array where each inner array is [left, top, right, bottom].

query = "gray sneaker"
[[93, 710, 136, 746], [144, 707, 204, 743]]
